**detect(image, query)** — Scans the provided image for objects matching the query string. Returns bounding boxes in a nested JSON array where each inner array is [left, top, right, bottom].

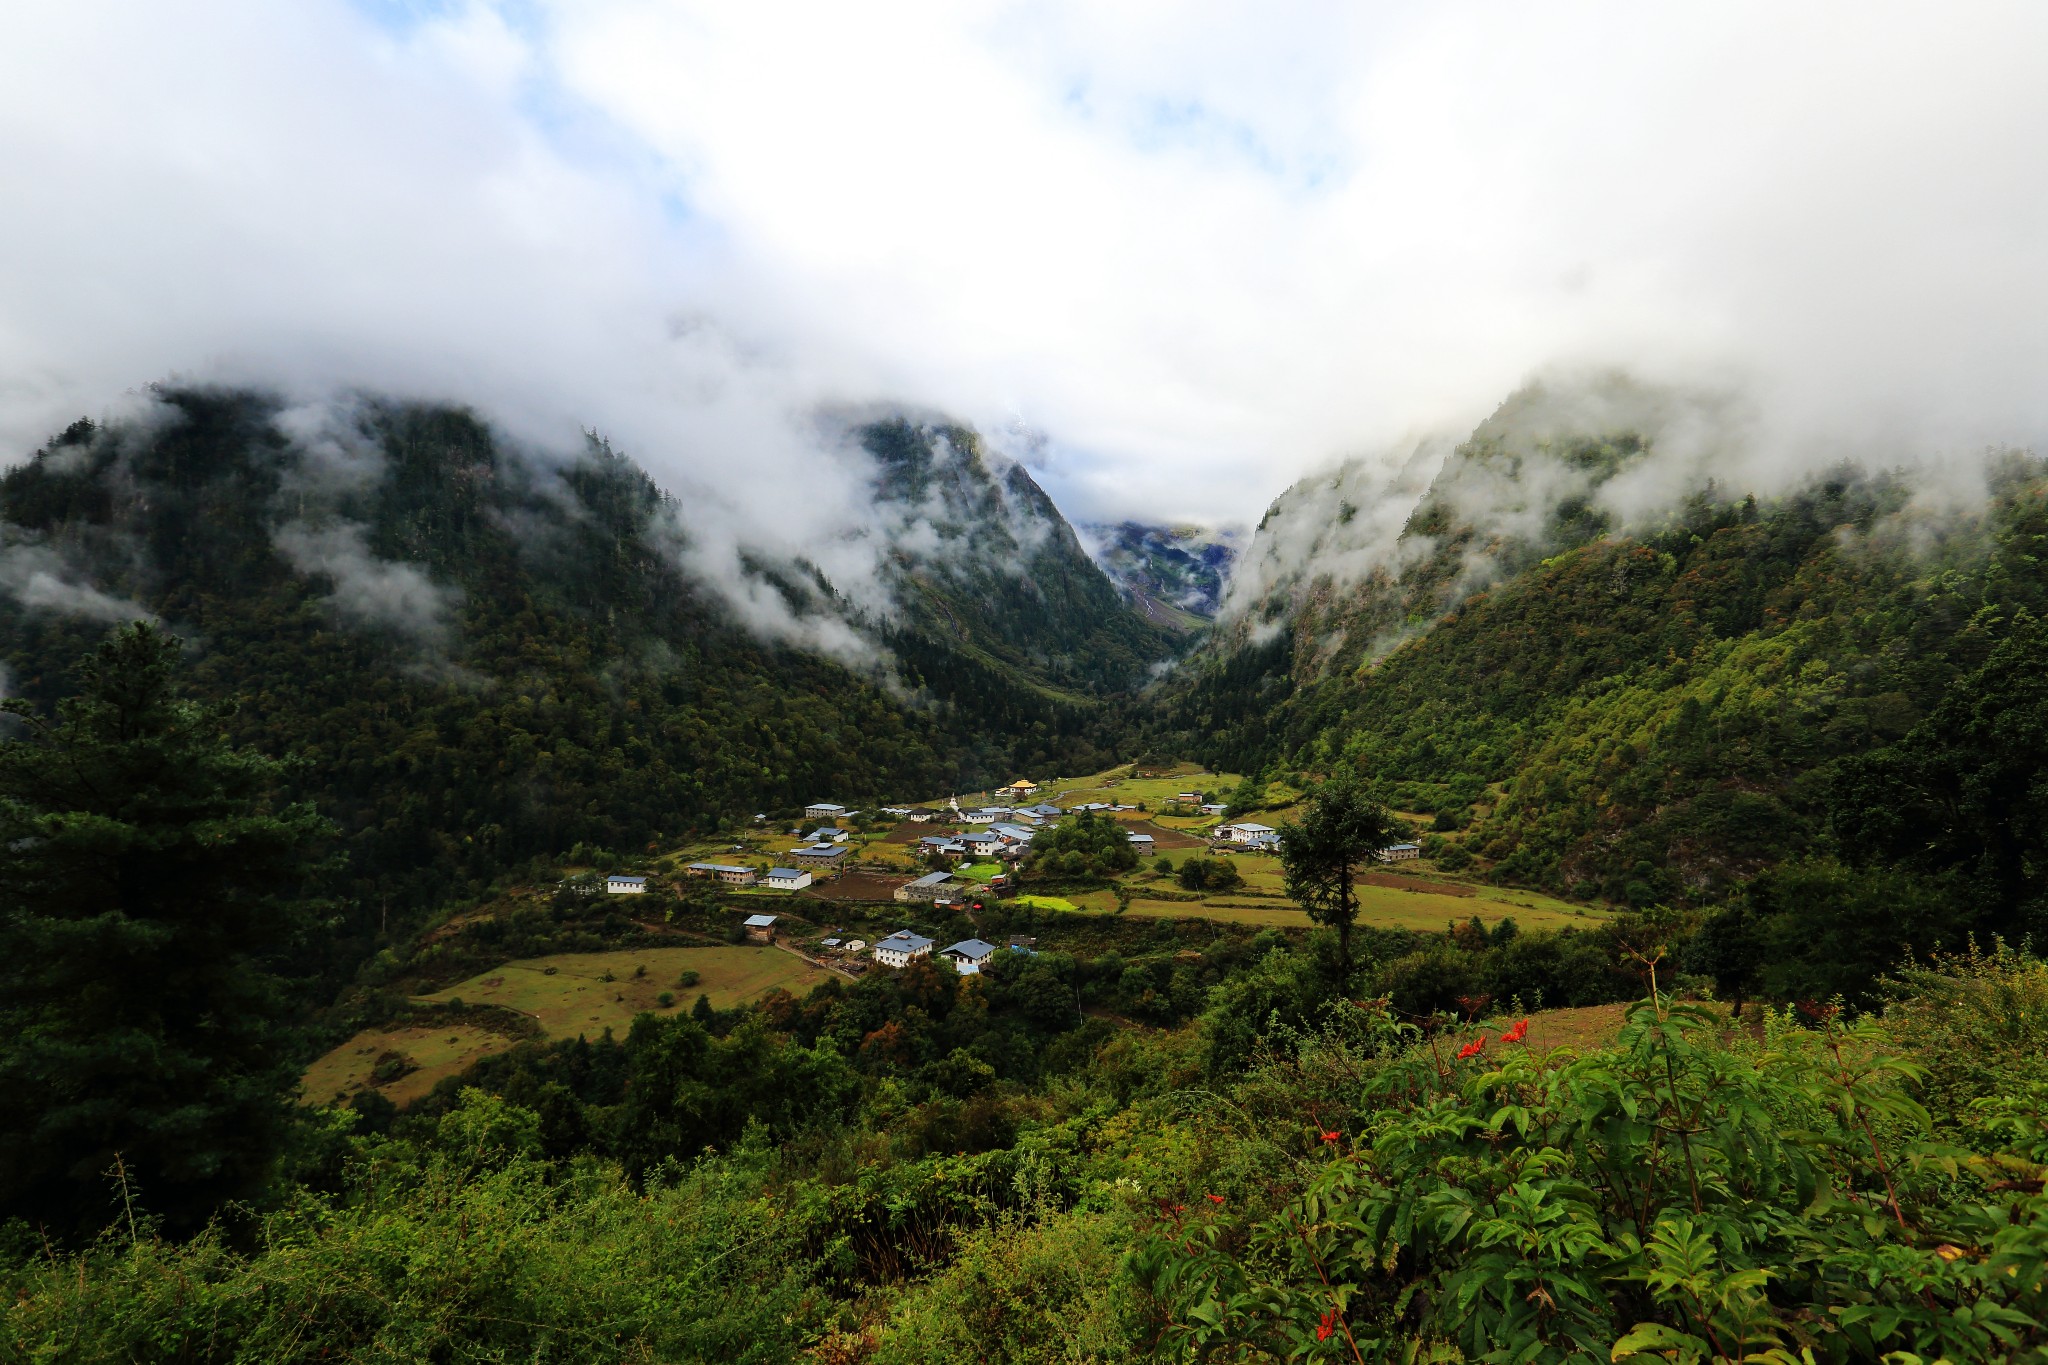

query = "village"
[[304, 759, 1604, 1107], [622, 765, 1448, 976]]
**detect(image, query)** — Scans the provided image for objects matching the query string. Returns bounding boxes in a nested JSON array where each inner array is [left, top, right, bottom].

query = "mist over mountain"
[[1158, 375, 2048, 912], [1080, 520, 1244, 629], [0, 388, 1168, 950]]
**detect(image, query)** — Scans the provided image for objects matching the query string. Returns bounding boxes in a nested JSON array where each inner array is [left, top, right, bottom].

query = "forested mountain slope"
[[1161, 382, 2048, 929], [0, 390, 1170, 959]]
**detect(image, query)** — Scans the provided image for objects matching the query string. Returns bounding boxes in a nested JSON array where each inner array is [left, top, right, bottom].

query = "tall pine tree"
[[0, 623, 333, 1235]]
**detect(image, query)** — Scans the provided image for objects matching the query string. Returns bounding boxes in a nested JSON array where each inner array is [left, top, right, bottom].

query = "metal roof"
[[743, 914, 779, 927]]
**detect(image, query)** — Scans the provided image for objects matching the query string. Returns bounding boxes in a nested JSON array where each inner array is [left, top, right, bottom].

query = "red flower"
[[1456, 1034, 1488, 1060], [1501, 1018, 1529, 1044], [1205, 1193, 1225, 1204], [1317, 1309, 1338, 1341], [1319, 1128, 1341, 1144]]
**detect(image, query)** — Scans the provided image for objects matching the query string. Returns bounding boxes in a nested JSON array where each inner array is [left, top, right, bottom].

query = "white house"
[[763, 867, 812, 890], [962, 830, 1004, 857], [804, 827, 849, 844], [1218, 822, 1276, 845], [605, 875, 648, 894], [941, 938, 999, 974], [1379, 843, 1422, 862], [873, 930, 935, 968], [684, 863, 757, 887], [897, 870, 954, 903], [743, 913, 780, 942], [804, 802, 847, 821], [961, 808, 1000, 825], [1200, 803, 1229, 816]]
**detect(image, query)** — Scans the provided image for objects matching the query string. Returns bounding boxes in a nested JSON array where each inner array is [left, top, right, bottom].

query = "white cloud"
[[272, 520, 460, 643], [2, 0, 2047, 570]]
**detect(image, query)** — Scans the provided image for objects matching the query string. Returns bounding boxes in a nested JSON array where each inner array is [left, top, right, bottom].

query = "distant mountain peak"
[[1080, 520, 1244, 629]]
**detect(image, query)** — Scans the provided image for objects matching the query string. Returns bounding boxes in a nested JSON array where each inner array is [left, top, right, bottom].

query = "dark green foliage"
[[1174, 855, 1242, 892], [1029, 811, 1139, 879], [1743, 858, 1970, 1011], [0, 624, 333, 1234], [1832, 619, 2048, 940], [1278, 774, 1406, 978], [1141, 992, 2048, 1362]]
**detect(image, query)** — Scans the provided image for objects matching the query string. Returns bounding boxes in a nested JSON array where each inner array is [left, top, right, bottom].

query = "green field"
[[1011, 893, 1082, 912], [302, 946, 839, 1110], [935, 762, 1245, 817], [301, 1022, 519, 1108], [417, 946, 837, 1039]]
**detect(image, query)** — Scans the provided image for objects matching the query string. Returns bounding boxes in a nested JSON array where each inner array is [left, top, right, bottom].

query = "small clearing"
[[416, 946, 835, 1040], [300, 1022, 516, 1108]]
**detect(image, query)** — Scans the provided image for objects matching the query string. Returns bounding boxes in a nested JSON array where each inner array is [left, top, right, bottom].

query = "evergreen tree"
[[1279, 773, 1405, 980], [0, 623, 333, 1234]]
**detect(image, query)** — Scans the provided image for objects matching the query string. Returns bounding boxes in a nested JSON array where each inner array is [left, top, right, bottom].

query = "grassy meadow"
[[304, 947, 839, 1108]]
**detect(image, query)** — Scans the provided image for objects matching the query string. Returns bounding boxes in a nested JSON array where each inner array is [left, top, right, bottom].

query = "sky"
[[5, 0, 2048, 534]]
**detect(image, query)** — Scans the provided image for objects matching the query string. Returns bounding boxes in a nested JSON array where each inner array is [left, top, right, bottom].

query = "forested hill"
[[1160, 381, 2048, 934], [0, 389, 1169, 950], [859, 417, 1172, 693]]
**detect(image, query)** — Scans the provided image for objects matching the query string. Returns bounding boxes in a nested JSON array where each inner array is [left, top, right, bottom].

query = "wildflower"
[[1319, 1128, 1341, 1144], [1205, 1193, 1225, 1204], [1317, 1309, 1338, 1341], [1501, 1018, 1529, 1044], [1456, 1035, 1488, 1060]]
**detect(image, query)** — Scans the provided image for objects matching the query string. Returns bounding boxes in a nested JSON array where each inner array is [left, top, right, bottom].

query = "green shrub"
[[1137, 990, 2048, 1362]]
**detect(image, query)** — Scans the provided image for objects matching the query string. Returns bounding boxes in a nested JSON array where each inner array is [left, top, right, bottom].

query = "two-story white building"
[[873, 930, 935, 968], [605, 875, 649, 894], [804, 802, 847, 821], [941, 938, 999, 974]]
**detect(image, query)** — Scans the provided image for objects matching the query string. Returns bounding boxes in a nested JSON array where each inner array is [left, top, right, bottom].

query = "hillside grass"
[[301, 1023, 520, 1108], [416, 947, 836, 1041]]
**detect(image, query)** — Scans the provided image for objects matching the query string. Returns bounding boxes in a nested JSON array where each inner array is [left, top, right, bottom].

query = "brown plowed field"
[[803, 871, 912, 902], [1123, 818, 1206, 849]]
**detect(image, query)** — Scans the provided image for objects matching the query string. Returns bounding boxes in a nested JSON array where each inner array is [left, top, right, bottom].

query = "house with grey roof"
[[873, 930, 935, 968], [941, 938, 999, 974], [789, 843, 850, 870], [685, 863, 758, 886], [896, 871, 954, 903]]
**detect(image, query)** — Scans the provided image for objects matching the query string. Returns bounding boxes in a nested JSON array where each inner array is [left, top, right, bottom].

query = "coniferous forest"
[[6, 391, 2048, 1362]]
